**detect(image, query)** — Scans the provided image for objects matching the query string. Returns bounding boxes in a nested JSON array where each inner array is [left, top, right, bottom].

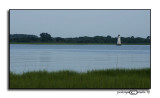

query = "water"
[[10, 44, 150, 74]]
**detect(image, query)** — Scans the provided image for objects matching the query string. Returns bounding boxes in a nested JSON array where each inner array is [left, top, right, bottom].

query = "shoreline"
[[10, 42, 150, 45]]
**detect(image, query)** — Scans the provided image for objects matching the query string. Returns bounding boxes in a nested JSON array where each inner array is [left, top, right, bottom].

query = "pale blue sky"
[[10, 10, 150, 38]]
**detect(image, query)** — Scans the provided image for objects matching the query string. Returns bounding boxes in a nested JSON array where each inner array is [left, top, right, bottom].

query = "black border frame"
[[8, 9, 151, 90]]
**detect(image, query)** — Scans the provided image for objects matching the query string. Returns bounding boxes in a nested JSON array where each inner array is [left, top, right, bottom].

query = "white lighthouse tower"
[[117, 35, 121, 45]]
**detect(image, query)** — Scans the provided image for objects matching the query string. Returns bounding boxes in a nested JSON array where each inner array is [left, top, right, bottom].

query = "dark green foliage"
[[40, 33, 52, 42], [10, 68, 150, 88], [10, 34, 39, 42], [10, 33, 150, 44], [55, 37, 65, 42]]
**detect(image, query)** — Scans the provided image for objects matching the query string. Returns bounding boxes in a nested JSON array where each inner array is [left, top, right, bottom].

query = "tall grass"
[[10, 68, 150, 88]]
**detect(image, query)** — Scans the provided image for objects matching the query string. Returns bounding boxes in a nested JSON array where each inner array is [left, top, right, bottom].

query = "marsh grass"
[[10, 68, 150, 88]]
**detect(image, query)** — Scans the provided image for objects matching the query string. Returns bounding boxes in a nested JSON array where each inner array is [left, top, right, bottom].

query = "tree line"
[[10, 33, 150, 44]]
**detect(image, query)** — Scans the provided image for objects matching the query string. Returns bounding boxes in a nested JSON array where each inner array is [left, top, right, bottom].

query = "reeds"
[[10, 68, 150, 88]]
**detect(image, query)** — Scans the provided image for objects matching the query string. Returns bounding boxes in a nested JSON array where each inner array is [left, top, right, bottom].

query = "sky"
[[10, 10, 150, 38]]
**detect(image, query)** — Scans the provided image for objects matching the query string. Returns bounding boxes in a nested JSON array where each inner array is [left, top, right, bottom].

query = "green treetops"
[[40, 33, 52, 42]]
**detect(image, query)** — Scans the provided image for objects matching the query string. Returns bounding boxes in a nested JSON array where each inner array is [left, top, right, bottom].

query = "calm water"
[[10, 44, 150, 74]]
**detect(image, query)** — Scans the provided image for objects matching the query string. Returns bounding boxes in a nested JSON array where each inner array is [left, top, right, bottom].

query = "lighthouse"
[[117, 35, 121, 45]]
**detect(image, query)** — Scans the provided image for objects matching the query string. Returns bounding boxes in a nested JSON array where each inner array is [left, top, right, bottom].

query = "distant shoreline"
[[10, 42, 150, 45]]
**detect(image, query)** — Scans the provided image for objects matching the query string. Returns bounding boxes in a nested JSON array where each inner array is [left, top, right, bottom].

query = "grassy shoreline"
[[10, 68, 150, 88], [10, 42, 150, 45]]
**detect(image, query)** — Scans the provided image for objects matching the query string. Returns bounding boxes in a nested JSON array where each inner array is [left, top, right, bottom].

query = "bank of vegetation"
[[10, 33, 150, 44], [10, 68, 150, 88]]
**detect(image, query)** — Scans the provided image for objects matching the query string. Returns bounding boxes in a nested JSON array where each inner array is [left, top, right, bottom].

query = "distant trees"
[[10, 34, 39, 42], [106, 35, 112, 39], [146, 36, 150, 43], [40, 33, 52, 42], [10, 33, 151, 44]]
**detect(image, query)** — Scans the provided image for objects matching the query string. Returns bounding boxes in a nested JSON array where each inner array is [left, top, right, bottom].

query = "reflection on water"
[[10, 44, 150, 74]]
